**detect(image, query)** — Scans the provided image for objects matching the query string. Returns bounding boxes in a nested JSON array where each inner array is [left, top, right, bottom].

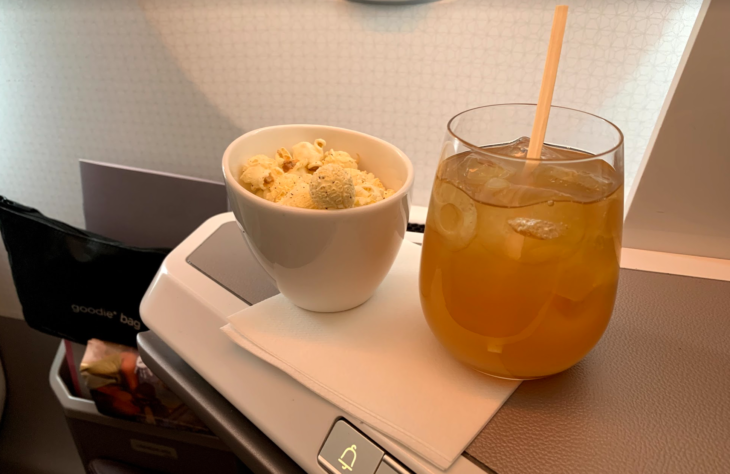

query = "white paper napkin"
[[222, 241, 520, 469]]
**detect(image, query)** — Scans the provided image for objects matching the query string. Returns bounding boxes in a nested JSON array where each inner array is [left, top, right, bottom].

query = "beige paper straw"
[[524, 5, 569, 173]]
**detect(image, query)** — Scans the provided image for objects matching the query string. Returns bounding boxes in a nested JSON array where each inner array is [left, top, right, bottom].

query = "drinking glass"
[[419, 104, 624, 380]]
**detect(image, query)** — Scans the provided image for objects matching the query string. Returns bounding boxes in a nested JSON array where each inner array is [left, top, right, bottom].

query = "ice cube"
[[532, 164, 614, 200], [507, 218, 565, 240], [489, 183, 568, 207], [489, 136, 564, 161], [441, 153, 515, 190], [479, 200, 587, 265], [554, 236, 619, 302], [464, 154, 514, 185], [486, 177, 511, 190], [554, 264, 598, 302]]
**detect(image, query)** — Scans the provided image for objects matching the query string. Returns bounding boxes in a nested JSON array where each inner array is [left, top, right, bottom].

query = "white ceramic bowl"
[[222, 124, 414, 312]]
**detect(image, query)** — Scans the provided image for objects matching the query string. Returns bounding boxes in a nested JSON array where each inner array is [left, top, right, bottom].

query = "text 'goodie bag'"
[[0, 196, 169, 346]]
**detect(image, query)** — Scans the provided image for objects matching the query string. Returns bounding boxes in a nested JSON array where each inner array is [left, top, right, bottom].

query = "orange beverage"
[[420, 129, 623, 379]]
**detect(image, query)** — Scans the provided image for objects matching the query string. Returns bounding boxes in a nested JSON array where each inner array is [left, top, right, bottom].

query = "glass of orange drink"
[[420, 104, 624, 380]]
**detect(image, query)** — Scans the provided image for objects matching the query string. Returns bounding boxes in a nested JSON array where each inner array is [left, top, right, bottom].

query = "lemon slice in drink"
[[431, 182, 477, 250]]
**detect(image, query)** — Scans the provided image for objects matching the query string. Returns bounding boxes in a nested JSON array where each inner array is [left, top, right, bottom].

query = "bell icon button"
[[318, 420, 384, 474], [338, 444, 357, 471]]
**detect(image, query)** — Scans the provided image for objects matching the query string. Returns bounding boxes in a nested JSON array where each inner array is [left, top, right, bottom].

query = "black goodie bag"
[[0, 196, 169, 346]]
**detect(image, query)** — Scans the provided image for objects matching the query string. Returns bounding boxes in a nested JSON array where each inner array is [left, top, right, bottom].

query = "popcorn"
[[264, 173, 306, 203], [323, 149, 359, 169], [310, 164, 356, 210], [239, 154, 283, 193], [347, 169, 394, 207], [237, 139, 394, 210], [276, 148, 296, 172], [279, 179, 317, 209], [292, 139, 326, 171]]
